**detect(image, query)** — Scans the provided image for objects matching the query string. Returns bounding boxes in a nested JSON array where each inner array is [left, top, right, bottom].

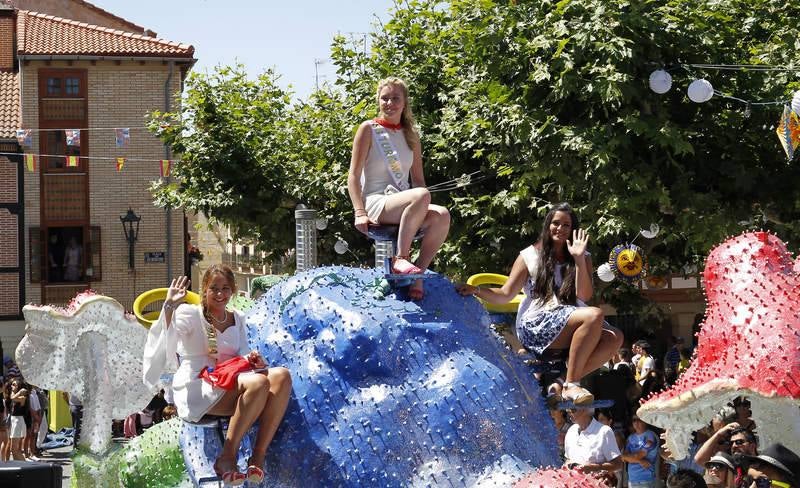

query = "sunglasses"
[[731, 439, 750, 446], [754, 478, 791, 488]]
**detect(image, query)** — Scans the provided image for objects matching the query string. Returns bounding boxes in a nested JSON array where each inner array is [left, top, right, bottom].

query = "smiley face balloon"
[[609, 243, 647, 283]]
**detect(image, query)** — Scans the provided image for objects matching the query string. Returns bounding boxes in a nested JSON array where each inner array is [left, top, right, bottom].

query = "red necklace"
[[374, 118, 403, 130]]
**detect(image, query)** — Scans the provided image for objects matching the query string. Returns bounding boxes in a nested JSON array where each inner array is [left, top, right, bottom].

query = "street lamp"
[[120, 208, 141, 269]]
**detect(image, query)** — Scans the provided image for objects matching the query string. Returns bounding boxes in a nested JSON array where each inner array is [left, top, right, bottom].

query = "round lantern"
[[609, 243, 648, 283], [791, 90, 800, 116], [648, 70, 672, 94], [334, 239, 349, 255], [597, 263, 616, 283], [687, 79, 714, 103]]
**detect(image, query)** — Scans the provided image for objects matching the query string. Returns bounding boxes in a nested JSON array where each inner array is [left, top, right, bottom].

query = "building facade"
[[0, 0, 195, 354]]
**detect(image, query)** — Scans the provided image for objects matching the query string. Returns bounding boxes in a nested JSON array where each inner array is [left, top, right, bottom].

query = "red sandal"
[[214, 457, 245, 487], [391, 256, 422, 275], [246, 457, 265, 484]]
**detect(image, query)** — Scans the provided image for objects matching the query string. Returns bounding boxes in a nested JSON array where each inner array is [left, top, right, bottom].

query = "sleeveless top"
[[361, 125, 413, 197], [517, 246, 588, 321]]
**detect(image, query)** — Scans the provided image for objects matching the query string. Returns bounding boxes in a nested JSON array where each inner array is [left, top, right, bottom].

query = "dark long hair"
[[533, 203, 579, 305]]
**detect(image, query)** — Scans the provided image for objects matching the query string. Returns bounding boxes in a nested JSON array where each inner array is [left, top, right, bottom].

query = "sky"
[[89, 0, 396, 99]]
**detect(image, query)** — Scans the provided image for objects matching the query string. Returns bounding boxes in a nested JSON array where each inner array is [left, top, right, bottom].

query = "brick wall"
[[21, 60, 191, 310], [0, 209, 18, 268], [0, 156, 18, 204], [0, 15, 13, 71]]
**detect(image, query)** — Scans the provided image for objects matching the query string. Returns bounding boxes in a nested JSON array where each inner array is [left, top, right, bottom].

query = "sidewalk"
[[35, 444, 73, 488]]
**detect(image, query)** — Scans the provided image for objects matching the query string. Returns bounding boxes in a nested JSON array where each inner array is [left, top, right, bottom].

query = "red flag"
[[160, 159, 171, 177], [24, 154, 36, 172], [116, 157, 126, 172], [66, 155, 79, 167]]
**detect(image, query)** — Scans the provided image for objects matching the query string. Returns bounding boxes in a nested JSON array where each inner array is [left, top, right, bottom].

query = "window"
[[65, 77, 80, 96], [43, 130, 82, 171], [46, 77, 61, 96]]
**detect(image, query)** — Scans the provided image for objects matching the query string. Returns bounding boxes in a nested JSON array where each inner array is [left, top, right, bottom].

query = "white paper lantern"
[[791, 90, 800, 116], [648, 70, 672, 94], [334, 239, 349, 255], [640, 223, 660, 239], [597, 263, 616, 282], [687, 79, 714, 103], [315, 218, 328, 230]]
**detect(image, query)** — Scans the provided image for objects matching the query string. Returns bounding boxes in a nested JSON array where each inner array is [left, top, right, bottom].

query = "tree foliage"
[[151, 0, 800, 289]]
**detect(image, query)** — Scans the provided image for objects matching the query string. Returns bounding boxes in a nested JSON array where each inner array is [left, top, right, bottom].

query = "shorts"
[[365, 193, 388, 222], [9, 415, 26, 439]]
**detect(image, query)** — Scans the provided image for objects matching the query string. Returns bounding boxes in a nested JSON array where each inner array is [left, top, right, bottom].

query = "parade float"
[[14, 231, 799, 487]]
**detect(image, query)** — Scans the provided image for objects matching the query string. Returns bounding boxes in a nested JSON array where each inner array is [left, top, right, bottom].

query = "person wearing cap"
[[704, 451, 737, 488], [743, 443, 800, 488], [563, 406, 623, 486], [731, 397, 756, 432]]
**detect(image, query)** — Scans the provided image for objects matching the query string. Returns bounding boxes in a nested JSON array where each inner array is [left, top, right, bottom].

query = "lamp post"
[[120, 208, 141, 269]]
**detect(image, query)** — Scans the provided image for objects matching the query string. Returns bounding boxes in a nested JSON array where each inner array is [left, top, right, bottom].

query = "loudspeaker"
[[0, 460, 63, 488]]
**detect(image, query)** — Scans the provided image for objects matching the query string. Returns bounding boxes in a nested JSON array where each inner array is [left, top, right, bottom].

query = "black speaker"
[[0, 461, 63, 488]]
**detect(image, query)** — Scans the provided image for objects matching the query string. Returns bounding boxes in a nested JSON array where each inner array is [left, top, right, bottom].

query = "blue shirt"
[[626, 430, 658, 482]]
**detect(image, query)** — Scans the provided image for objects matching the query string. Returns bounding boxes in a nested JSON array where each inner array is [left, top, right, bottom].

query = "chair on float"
[[465, 273, 525, 313], [133, 288, 202, 327]]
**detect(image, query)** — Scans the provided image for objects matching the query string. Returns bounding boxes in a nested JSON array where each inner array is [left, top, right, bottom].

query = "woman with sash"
[[347, 77, 451, 300], [143, 265, 292, 486], [457, 203, 623, 405]]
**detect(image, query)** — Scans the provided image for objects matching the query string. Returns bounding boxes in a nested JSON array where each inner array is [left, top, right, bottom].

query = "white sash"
[[369, 122, 410, 191]]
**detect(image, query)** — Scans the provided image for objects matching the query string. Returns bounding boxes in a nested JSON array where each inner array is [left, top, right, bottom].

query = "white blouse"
[[143, 304, 249, 421]]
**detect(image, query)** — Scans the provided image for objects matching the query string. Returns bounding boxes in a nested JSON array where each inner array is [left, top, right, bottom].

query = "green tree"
[[151, 0, 800, 293]]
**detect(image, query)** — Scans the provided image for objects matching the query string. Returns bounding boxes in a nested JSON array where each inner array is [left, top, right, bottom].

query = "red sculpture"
[[514, 466, 610, 488], [638, 231, 800, 459]]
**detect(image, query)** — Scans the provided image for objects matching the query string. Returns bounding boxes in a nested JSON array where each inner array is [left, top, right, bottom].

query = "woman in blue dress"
[[458, 203, 623, 404]]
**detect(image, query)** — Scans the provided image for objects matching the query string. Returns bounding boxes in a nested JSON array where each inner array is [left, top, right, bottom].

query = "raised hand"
[[567, 229, 589, 258], [165, 276, 190, 307]]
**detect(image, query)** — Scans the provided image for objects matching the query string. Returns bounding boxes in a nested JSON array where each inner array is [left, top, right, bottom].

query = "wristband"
[[355, 209, 368, 217], [163, 302, 176, 311]]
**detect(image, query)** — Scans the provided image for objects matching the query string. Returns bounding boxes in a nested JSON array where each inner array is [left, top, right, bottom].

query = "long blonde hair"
[[376, 77, 420, 150]]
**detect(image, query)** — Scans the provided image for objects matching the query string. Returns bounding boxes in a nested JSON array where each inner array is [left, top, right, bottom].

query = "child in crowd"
[[623, 415, 659, 488]]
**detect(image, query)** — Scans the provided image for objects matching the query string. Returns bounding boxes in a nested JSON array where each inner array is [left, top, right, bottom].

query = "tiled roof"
[[0, 71, 19, 140], [17, 10, 194, 58]]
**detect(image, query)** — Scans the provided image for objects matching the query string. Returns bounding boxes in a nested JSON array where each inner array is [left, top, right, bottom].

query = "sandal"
[[408, 280, 424, 301], [246, 457, 265, 484], [391, 256, 422, 275], [214, 457, 245, 487], [562, 384, 594, 406]]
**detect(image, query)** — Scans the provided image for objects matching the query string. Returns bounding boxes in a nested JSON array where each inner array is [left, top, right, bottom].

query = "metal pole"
[[295, 205, 318, 272]]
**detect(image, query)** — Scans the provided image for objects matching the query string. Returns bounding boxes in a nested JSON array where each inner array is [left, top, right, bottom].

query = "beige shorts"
[[9, 415, 25, 438], [365, 193, 388, 222]]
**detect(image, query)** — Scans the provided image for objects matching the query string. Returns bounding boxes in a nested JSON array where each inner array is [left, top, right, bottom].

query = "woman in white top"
[[458, 203, 623, 405], [143, 265, 291, 486], [347, 77, 451, 300]]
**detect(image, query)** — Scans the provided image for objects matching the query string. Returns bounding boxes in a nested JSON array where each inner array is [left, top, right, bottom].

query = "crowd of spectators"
[[544, 336, 800, 488]]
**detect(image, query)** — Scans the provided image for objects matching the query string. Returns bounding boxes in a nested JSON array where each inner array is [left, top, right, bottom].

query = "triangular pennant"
[[116, 157, 126, 172], [160, 159, 171, 177], [65, 129, 81, 147], [66, 155, 79, 167], [24, 154, 36, 172], [115, 128, 130, 148], [15, 129, 32, 147]]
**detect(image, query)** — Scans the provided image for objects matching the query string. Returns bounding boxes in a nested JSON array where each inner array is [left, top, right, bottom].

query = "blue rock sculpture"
[[180, 266, 559, 486]]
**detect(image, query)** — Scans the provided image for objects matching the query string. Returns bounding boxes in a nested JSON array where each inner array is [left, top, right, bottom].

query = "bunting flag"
[[66, 155, 79, 167], [776, 104, 800, 161], [160, 159, 171, 177], [115, 128, 130, 148], [116, 157, 126, 172], [24, 154, 36, 172], [65, 129, 81, 147], [15, 129, 32, 147]]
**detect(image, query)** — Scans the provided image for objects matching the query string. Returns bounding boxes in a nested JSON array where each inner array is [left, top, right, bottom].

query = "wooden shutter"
[[29, 227, 43, 283], [86, 226, 101, 282]]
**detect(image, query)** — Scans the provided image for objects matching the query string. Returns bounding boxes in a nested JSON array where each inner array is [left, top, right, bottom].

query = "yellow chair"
[[466, 273, 526, 313], [133, 288, 201, 328]]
